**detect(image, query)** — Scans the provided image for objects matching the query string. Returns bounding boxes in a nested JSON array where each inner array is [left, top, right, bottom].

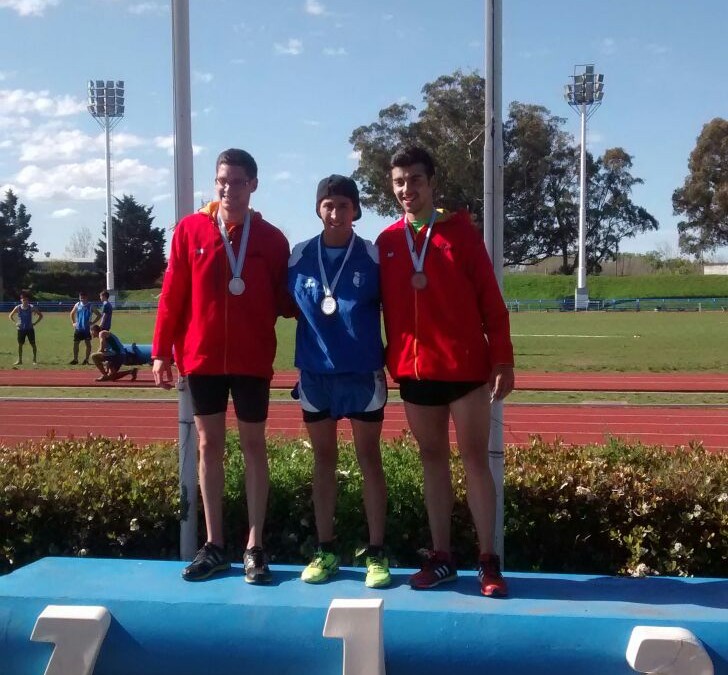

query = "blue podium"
[[0, 557, 725, 674]]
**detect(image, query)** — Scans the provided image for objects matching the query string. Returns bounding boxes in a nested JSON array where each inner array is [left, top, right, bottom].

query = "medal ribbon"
[[404, 210, 437, 274], [317, 233, 357, 299], [217, 207, 251, 284]]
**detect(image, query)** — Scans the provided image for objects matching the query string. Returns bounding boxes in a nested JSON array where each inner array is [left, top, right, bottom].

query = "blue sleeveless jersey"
[[288, 234, 384, 374]]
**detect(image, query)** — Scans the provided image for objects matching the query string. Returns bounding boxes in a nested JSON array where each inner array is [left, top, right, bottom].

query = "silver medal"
[[411, 272, 428, 290], [228, 277, 245, 295], [321, 295, 338, 315]]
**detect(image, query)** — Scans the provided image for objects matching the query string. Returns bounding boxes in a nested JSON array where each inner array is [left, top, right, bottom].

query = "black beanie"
[[315, 174, 362, 221]]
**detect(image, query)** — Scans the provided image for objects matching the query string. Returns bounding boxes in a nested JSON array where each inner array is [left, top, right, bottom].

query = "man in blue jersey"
[[90, 324, 138, 381], [288, 174, 390, 588], [99, 290, 113, 331], [8, 290, 43, 366], [69, 291, 101, 365]]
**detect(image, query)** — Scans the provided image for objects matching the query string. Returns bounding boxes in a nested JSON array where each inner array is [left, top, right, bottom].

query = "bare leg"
[[91, 352, 107, 376], [194, 412, 227, 547], [404, 402, 453, 553], [450, 385, 496, 555], [305, 419, 339, 543], [83, 339, 92, 362], [350, 418, 386, 546], [72, 340, 80, 361], [237, 420, 269, 549]]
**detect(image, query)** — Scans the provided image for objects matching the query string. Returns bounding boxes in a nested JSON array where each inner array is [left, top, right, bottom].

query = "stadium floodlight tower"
[[87, 79, 125, 296], [564, 64, 604, 310]]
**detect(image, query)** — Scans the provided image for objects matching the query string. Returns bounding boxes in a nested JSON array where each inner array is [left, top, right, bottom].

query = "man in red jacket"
[[376, 146, 515, 597], [152, 148, 293, 584]]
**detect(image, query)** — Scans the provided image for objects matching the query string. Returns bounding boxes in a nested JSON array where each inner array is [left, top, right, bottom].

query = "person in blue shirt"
[[69, 291, 101, 365], [99, 290, 113, 331], [8, 290, 43, 366], [90, 324, 138, 381], [288, 174, 390, 588]]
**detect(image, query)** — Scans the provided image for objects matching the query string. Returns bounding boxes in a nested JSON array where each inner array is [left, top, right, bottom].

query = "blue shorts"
[[298, 369, 387, 423]]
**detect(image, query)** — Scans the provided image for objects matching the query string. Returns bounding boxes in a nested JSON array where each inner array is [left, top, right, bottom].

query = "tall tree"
[[350, 70, 657, 270], [95, 195, 166, 289], [0, 189, 38, 300], [584, 148, 659, 273], [673, 117, 728, 258], [65, 226, 94, 259]]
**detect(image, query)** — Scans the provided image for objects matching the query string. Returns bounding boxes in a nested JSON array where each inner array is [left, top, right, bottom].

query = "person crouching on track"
[[90, 325, 138, 382], [288, 175, 390, 589]]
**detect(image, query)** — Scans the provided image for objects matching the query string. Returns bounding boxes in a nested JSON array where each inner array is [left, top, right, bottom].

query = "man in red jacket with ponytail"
[[153, 148, 293, 584], [376, 145, 515, 597]]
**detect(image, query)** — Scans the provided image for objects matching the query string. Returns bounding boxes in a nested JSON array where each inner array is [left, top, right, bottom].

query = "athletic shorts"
[[298, 369, 387, 423], [73, 329, 91, 342], [17, 328, 36, 346], [187, 374, 270, 423], [399, 378, 485, 406]]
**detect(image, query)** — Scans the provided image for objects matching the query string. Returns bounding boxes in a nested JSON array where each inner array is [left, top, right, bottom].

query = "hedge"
[[1, 435, 725, 577]]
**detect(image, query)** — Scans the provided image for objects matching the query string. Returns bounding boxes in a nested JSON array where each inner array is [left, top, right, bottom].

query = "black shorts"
[[17, 329, 36, 346], [74, 329, 91, 342], [187, 374, 270, 423], [399, 378, 485, 406]]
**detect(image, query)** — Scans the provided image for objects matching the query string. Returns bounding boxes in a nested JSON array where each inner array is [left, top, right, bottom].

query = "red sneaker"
[[409, 549, 457, 589], [478, 553, 508, 597]]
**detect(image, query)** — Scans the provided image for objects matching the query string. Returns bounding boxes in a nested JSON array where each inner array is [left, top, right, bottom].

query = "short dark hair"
[[216, 148, 258, 178], [390, 146, 436, 179], [91, 325, 101, 335], [20, 289, 30, 300], [79, 290, 88, 297], [101, 290, 109, 299]]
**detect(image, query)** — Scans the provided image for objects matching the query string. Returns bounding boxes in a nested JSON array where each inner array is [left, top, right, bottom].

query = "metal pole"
[[575, 102, 588, 310], [104, 118, 115, 293], [484, 0, 505, 562], [171, 0, 198, 561]]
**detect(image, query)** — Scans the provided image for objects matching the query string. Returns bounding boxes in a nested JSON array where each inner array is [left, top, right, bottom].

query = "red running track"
[[1, 400, 726, 451], [2, 369, 728, 392]]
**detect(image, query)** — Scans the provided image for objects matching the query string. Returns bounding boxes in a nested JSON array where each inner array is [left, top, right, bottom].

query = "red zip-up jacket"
[[152, 202, 294, 378], [376, 210, 514, 382]]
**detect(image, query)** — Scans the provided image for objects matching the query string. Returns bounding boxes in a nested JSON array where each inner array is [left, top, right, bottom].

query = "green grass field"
[[3, 308, 728, 372]]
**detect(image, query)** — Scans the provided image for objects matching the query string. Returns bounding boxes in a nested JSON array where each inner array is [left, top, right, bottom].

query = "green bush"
[[1, 435, 725, 577]]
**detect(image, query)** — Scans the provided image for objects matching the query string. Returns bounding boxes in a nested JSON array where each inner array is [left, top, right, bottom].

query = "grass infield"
[[4, 309, 728, 373]]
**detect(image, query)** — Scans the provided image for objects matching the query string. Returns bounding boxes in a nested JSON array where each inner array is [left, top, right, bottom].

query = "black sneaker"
[[243, 546, 272, 584], [182, 542, 230, 581], [69, 359, 78, 365]]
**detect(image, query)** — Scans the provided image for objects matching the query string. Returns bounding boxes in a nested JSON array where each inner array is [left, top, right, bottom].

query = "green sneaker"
[[301, 549, 339, 584], [365, 554, 391, 588]]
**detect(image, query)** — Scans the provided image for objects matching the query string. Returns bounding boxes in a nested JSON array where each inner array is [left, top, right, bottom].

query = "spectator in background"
[[69, 291, 101, 365], [99, 290, 113, 330], [90, 324, 138, 381], [8, 290, 43, 366]]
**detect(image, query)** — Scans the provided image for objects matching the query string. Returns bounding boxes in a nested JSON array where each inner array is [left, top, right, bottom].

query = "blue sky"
[[1, 0, 727, 261]]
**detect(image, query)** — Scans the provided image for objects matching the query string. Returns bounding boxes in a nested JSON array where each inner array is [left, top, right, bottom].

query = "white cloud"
[[303, 119, 320, 126], [193, 71, 214, 84], [348, 150, 361, 161], [304, 0, 325, 15], [51, 208, 77, 218], [153, 135, 203, 156], [323, 47, 347, 57], [646, 43, 669, 55], [0, 0, 59, 17], [275, 39, 303, 56], [14, 158, 168, 201], [0, 89, 86, 117], [382, 13, 394, 21], [600, 37, 616, 56], [16, 128, 145, 163], [273, 171, 292, 181], [127, 2, 167, 15]]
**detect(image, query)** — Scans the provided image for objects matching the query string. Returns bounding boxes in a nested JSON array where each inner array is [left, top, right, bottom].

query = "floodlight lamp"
[[585, 64, 594, 74], [96, 80, 104, 88], [596, 74, 604, 84], [116, 80, 124, 88], [117, 105, 125, 114]]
